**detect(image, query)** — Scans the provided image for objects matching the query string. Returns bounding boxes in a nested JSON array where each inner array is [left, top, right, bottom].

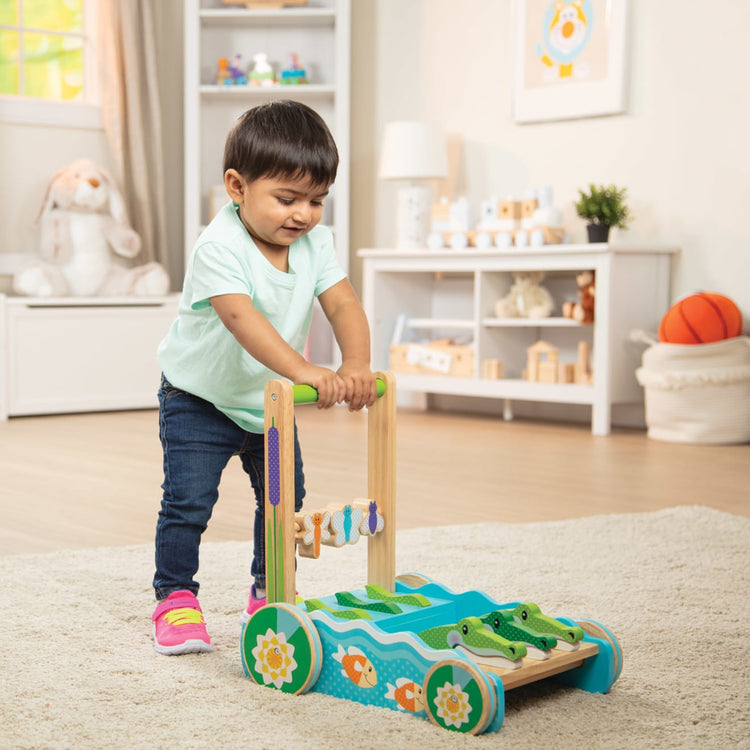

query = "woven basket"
[[633, 333, 750, 444]]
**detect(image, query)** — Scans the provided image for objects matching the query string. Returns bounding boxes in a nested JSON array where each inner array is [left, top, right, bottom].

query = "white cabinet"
[[0, 294, 180, 419], [359, 245, 678, 435], [183, 0, 351, 272]]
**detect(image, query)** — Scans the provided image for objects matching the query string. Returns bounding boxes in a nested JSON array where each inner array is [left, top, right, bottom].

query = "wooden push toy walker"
[[241, 372, 622, 735]]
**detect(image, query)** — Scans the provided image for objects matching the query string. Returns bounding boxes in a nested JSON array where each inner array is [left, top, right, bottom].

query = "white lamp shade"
[[378, 121, 449, 181]]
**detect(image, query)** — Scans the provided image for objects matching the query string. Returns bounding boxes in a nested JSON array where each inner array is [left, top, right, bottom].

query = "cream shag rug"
[[2, 506, 749, 749]]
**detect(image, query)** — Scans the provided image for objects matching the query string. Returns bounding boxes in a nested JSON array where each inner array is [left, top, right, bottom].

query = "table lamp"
[[378, 121, 448, 249]]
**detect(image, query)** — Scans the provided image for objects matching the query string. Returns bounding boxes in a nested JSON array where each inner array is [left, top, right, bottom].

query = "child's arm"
[[210, 293, 345, 408], [319, 279, 377, 412]]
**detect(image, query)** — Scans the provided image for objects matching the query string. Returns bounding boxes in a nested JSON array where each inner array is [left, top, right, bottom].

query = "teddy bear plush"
[[562, 270, 595, 324], [495, 270, 555, 319], [13, 158, 170, 297]]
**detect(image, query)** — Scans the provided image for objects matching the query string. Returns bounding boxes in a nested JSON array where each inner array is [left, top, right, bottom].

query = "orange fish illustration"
[[385, 678, 425, 713], [332, 645, 377, 688]]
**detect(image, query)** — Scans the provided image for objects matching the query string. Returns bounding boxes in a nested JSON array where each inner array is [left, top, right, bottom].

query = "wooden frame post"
[[367, 371, 397, 591], [264, 379, 297, 605]]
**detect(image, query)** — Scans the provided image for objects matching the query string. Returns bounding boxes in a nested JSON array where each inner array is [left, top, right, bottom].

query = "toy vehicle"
[[427, 193, 567, 251], [240, 373, 622, 735]]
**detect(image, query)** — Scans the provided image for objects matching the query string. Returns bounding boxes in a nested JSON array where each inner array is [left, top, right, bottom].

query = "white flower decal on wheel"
[[434, 681, 472, 728], [251, 628, 297, 689]]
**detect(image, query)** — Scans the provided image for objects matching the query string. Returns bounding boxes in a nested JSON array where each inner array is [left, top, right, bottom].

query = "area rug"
[[2, 506, 749, 749]]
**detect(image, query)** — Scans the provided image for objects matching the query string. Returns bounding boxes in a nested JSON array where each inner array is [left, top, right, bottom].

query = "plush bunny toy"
[[495, 270, 555, 319], [13, 158, 170, 297]]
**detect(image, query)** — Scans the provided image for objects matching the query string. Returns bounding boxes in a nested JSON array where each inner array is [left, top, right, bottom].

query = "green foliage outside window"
[[0, 0, 85, 101]]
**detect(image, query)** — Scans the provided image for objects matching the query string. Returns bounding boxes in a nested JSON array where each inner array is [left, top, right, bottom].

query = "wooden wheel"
[[423, 657, 497, 735], [241, 603, 322, 695]]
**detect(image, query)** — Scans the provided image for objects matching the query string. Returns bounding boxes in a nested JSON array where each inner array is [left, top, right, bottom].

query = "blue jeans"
[[153, 376, 305, 600]]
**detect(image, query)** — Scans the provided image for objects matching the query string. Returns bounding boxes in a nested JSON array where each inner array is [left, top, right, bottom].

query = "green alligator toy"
[[480, 609, 558, 656], [510, 602, 584, 648], [418, 616, 527, 665]]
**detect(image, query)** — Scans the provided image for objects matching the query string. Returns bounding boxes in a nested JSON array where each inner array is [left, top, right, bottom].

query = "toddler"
[[151, 100, 376, 654]]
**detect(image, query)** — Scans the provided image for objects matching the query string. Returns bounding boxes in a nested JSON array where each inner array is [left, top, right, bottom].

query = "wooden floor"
[[1, 406, 748, 555]]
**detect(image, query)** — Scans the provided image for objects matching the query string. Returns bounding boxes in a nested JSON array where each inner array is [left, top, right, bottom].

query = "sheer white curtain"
[[97, 0, 168, 268]]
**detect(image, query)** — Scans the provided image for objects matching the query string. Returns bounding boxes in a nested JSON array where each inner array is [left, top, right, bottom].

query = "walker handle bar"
[[292, 377, 386, 405]]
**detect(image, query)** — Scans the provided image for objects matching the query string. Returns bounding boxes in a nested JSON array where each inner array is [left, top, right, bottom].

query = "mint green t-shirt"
[[158, 202, 346, 433]]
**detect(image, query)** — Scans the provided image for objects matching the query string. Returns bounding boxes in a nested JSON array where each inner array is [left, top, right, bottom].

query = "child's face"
[[225, 170, 329, 259]]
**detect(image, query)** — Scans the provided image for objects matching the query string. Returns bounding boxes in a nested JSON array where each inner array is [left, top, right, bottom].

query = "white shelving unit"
[[183, 0, 351, 272], [359, 244, 678, 435]]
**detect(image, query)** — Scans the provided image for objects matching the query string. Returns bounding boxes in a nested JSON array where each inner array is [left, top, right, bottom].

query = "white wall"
[[350, 0, 750, 324], [2, 0, 747, 323]]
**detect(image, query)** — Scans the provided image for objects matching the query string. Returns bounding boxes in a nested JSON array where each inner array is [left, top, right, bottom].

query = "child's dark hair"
[[223, 100, 338, 187]]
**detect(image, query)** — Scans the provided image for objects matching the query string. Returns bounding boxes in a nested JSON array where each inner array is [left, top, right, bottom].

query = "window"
[[0, 0, 100, 128]]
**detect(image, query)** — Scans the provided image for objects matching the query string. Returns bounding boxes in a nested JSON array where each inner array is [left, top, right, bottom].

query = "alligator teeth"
[[454, 646, 522, 670], [523, 646, 552, 661], [553, 641, 580, 652]]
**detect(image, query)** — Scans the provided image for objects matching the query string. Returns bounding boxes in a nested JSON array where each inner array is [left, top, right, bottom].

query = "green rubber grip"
[[292, 377, 386, 405]]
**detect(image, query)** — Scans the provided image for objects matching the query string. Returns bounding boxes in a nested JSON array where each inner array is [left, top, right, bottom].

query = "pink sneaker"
[[241, 585, 302, 624], [152, 590, 212, 655], [240, 584, 266, 624]]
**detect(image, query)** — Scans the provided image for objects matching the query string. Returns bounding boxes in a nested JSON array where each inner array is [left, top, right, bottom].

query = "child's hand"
[[293, 364, 345, 409], [337, 363, 377, 412]]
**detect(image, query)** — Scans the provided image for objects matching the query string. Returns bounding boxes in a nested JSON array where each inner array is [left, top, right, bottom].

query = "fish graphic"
[[385, 678, 425, 713], [332, 644, 377, 688]]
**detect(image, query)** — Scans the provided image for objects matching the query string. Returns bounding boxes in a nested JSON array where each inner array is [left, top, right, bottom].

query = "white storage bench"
[[0, 293, 180, 419]]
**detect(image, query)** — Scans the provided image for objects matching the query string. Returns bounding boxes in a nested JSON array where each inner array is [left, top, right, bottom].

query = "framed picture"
[[513, 0, 628, 123]]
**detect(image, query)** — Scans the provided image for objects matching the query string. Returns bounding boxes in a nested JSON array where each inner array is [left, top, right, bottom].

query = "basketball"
[[658, 293, 743, 344]]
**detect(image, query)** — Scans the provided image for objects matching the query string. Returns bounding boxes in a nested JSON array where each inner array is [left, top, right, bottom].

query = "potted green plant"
[[574, 183, 631, 243]]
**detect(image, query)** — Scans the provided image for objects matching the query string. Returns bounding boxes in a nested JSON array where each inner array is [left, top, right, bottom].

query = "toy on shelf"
[[249, 53, 275, 86], [216, 58, 231, 85], [280, 53, 308, 85], [427, 197, 473, 250], [562, 270, 595, 324], [494, 271, 554, 319], [481, 359, 505, 379], [390, 338, 474, 377], [524, 341, 593, 385], [658, 292, 743, 344], [427, 187, 567, 251], [217, 54, 248, 85], [240, 374, 621, 735]]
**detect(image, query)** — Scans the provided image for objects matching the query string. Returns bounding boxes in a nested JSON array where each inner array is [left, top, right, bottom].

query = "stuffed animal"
[[562, 270, 595, 324], [495, 270, 554, 319], [13, 158, 170, 297]]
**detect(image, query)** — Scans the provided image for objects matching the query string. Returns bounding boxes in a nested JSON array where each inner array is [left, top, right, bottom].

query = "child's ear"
[[224, 170, 244, 204]]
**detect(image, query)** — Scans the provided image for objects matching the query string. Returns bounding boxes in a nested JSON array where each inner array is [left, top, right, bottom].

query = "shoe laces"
[[162, 606, 205, 627]]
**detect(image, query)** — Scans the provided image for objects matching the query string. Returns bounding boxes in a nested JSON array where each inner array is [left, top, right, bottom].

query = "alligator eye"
[[493, 618, 500, 629], [521, 610, 528, 620], [462, 624, 469, 635]]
